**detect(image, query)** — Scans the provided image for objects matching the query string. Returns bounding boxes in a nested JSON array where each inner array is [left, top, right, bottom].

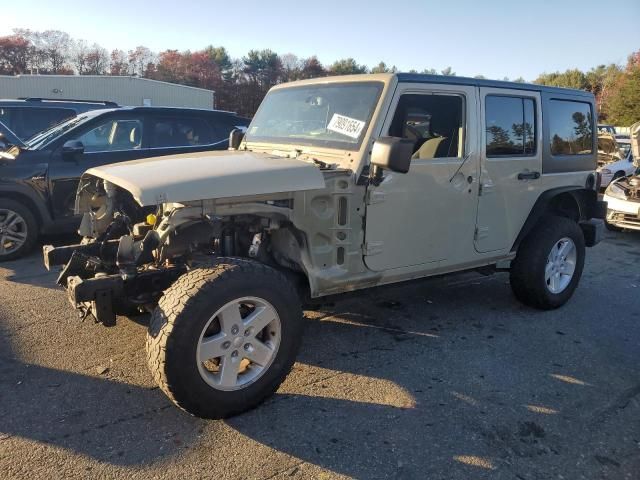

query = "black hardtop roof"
[[395, 73, 593, 98]]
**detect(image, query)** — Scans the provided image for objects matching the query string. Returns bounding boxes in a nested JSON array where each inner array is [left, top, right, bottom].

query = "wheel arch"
[[0, 187, 51, 231], [512, 187, 597, 251]]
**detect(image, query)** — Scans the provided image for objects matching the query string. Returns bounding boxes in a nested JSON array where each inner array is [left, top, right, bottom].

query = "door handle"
[[517, 171, 540, 180]]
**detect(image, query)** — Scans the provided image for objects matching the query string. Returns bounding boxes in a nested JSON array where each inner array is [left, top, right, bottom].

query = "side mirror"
[[62, 140, 84, 160], [370, 137, 414, 175], [229, 129, 245, 150]]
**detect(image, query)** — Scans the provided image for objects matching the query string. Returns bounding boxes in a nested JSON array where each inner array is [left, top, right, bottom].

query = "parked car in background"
[[598, 124, 617, 135], [603, 175, 640, 231], [0, 120, 23, 151], [0, 98, 119, 141], [597, 133, 635, 187], [0, 106, 249, 260]]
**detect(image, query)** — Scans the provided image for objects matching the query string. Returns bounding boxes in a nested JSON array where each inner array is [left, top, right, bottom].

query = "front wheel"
[[146, 258, 303, 419], [510, 216, 585, 310]]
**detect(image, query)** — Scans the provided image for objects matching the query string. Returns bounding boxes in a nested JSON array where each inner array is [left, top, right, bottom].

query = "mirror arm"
[[370, 165, 384, 186]]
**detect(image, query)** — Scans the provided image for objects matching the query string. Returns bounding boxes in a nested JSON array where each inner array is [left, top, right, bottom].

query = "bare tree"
[[85, 44, 109, 75], [128, 46, 155, 76], [72, 39, 89, 74]]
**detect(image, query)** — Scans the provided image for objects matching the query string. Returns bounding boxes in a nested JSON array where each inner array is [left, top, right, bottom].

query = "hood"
[[597, 133, 620, 165], [631, 121, 640, 167], [83, 150, 327, 206], [0, 121, 26, 150]]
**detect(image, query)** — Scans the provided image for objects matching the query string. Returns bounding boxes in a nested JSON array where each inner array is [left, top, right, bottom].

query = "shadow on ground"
[[0, 230, 638, 478]]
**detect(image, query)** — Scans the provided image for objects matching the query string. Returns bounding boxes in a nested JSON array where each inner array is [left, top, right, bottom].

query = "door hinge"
[[366, 190, 385, 205], [474, 226, 489, 241], [364, 241, 384, 256]]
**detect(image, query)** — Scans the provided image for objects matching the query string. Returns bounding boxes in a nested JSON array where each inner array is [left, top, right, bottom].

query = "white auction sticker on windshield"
[[327, 114, 366, 139]]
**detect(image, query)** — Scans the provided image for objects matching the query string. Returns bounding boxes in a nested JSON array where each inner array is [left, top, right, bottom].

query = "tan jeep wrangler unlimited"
[[44, 74, 606, 418]]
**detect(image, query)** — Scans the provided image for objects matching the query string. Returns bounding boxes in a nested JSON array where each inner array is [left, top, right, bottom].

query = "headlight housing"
[[600, 168, 612, 175]]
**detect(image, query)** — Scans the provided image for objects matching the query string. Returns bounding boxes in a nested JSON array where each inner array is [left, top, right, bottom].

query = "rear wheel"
[[510, 215, 585, 310], [146, 258, 303, 418], [0, 199, 38, 262]]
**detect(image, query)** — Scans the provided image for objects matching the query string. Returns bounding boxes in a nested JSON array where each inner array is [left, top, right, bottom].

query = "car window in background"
[[25, 114, 92, 150], [549, 100, 594, 156], [76, 118, 143, 153], [150, 116, 216, 148], [0, 107, 75, 140], [619, 143, 631, 157]]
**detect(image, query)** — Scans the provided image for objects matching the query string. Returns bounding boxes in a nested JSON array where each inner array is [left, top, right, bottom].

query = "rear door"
[[146, 114, 229, 155], [474, 88, 542, 253], [48, 112, 149, 219]]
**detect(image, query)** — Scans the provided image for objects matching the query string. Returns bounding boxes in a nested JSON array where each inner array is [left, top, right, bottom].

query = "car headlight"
[[600, 168, 612, 175], [606, 182, 627, 200]]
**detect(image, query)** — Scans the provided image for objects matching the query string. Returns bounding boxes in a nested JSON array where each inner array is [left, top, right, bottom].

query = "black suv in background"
[[0, 98, 118, 141], [0, 106, 249, 260]]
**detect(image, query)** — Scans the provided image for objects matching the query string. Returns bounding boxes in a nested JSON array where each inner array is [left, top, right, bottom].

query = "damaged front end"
[[43, 170, 304, 326], [43, 176, 188, 325], [603, 175, 640, 231]]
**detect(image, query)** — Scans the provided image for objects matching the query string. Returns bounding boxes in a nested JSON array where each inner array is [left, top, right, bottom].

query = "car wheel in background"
[[0, 199, 38, 262]]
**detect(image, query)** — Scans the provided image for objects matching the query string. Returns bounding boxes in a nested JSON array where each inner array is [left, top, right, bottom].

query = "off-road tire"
[[0, 199, 38, 262], [510, 215, 585, 310], [146, 257, 303, 419]]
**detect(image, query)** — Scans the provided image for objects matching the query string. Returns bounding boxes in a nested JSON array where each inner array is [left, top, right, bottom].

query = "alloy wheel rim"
[[545, 237, 577, 294], [0, 209, 28, 256], [196, 296, 281, 391]]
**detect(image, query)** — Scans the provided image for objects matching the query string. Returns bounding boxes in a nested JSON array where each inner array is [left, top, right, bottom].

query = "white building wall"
[[0, 75, 214, 109]]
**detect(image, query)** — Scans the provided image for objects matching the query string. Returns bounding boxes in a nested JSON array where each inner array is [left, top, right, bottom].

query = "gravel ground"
[[0, 231, 639, 479]]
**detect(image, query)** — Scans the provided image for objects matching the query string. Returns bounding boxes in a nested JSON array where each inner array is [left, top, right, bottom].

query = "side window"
[[548, 100, 593, 156], [485, 96, 536, 157], [150, 116, 215, 148], [75, 118, 143, 153], [388, 94, 464, 159]]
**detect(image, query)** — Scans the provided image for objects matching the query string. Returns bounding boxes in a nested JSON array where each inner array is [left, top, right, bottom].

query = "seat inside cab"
[[388, 94, 463, 160]]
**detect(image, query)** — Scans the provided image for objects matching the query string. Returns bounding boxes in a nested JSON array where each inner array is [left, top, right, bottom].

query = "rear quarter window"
[[548, 100, 593, 156]]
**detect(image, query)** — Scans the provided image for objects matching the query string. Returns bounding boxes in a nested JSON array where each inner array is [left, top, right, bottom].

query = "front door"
[[48, 114, 149, 220], [364, 83, 480, 272], [474, 88, 542, 253]]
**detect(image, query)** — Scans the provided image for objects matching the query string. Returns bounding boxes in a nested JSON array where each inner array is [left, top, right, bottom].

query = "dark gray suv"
[[0, 106, 249, 260]]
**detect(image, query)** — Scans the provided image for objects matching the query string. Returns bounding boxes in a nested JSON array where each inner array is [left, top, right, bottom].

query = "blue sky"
[[4, 0, 639, 80]]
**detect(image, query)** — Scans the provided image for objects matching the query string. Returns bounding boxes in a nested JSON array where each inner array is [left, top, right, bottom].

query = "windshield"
[[245, 82, 383, 150], [619, 142, 631, 157], [25, 110, 104, 150]]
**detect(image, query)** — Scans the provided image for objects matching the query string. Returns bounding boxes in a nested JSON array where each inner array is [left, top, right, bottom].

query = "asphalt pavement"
[[0, 231, 639, 479]]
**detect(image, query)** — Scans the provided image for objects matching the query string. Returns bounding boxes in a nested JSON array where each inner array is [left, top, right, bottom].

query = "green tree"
[[606, 66, 640, 125], [328, 58, 368, 75], [370, 61, 396, 74]]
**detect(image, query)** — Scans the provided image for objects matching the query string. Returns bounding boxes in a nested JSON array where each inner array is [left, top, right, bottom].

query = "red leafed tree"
[[0, 35, 32, 74]]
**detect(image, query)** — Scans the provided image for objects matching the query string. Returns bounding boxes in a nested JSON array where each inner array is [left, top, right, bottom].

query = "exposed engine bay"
[[44, 175, 305, 326]]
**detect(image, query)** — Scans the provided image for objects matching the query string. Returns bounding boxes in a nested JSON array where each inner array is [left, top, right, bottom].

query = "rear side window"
[[548, 100, 593, 156], [485, 96, 536, 157], [0, 107, 75, 139], [150, 116, 215, 148]]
